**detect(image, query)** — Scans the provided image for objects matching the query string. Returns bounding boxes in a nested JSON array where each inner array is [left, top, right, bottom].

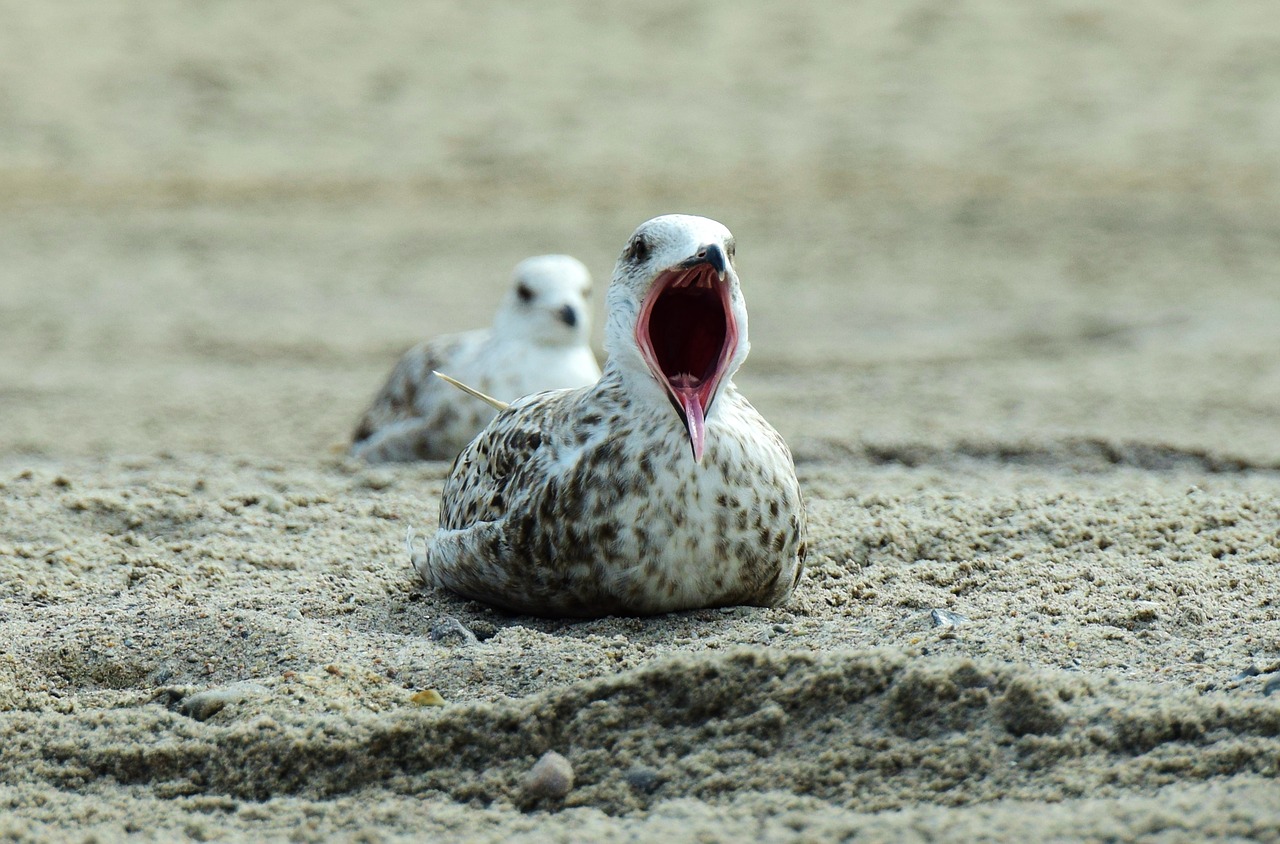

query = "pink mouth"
[[636, 262, 737, 463]]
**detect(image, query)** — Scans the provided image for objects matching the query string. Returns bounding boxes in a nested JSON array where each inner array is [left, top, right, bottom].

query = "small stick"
[[432, 371, 510, 412]]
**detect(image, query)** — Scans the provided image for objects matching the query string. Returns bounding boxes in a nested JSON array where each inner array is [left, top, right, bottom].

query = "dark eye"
[[516, 284, 534, 303], [724, 237, 736, 261], [624, 234, 651, 264]]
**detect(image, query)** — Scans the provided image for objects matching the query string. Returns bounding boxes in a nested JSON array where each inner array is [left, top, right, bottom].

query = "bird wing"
[[352, 333, 468, 443], [438, 387, 582, 530]]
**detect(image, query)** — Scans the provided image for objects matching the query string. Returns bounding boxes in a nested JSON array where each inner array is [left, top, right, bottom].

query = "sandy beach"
[[2, 2, 1279, 840]]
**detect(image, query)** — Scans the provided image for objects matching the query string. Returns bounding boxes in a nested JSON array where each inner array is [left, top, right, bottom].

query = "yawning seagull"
[[351, 254, 601, 462], [410, 215, 806, 616]]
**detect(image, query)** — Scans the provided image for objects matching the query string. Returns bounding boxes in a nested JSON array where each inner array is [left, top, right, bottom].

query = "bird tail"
[[432, 371, 510, 412]]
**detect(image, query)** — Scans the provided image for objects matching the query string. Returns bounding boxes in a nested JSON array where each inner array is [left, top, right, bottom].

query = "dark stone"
[[430, 616, 479, 645], [624, 766, 661, 794]]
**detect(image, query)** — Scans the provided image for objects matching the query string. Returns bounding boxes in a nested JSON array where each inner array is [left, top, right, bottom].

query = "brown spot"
[[400, 378, 419, 411], [512, 430, 543, 452], [414, 436, 437, 460]]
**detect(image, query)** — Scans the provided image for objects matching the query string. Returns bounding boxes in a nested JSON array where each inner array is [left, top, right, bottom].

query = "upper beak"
[[682, 242, 728, 280], [557, 304, 578, 327]]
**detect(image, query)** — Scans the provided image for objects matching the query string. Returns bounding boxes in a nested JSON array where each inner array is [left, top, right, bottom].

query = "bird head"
[[605, 215, 750, 463], [495, 254, 593, 346]]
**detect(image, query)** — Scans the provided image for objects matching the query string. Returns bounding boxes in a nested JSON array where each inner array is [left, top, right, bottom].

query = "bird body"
[[352, 255, 600, 462], [413, 216, 805, 617]]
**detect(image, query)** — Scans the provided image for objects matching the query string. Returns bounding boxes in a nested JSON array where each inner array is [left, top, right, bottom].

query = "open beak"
[[635, 242, 737, 463]]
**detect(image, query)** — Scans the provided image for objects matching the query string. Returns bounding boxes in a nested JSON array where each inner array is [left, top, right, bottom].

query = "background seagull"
[[411, 215, 806, 617], [351, 254, 601, 462]]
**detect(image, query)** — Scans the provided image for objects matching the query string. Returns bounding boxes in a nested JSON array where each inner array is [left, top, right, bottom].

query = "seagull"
[[351, 254, 601, 462], [410, 215, 806, 617]]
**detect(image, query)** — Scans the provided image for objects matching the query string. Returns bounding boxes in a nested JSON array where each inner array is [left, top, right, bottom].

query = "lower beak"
[[675, 390, 708, 463]]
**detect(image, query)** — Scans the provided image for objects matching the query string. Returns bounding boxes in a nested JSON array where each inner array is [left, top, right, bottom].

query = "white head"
[[493, 254, 593, 346], [604, 214, 750, 463]]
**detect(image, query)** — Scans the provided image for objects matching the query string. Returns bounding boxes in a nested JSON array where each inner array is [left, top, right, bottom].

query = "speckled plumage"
[[412, 216, 806, 617], [351, 255, 601, 462]]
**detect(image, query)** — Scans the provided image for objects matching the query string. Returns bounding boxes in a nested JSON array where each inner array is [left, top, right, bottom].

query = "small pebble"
[[524, 750, 574, 800], [410, 689, 445, 707], [624, 766, 660, 794], [1263, 675, 1280, 697], [930, 608, 968, 628], [430, 617, 479, 646], [178, 681, 270, 722]]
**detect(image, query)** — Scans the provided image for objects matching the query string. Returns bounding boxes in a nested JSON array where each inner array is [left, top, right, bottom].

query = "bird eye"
[[516, 284, 534, 303], [624, 234, 651, 264]]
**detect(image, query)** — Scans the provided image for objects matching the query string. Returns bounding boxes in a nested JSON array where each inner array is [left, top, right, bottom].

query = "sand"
[[2, 2, 1280, 841]]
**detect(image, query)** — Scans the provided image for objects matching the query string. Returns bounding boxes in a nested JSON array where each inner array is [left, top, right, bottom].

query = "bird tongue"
[[670, 375, 708, 462]]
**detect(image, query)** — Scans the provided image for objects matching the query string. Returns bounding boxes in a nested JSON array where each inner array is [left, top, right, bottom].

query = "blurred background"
[[2, 1, 1278, 461]]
